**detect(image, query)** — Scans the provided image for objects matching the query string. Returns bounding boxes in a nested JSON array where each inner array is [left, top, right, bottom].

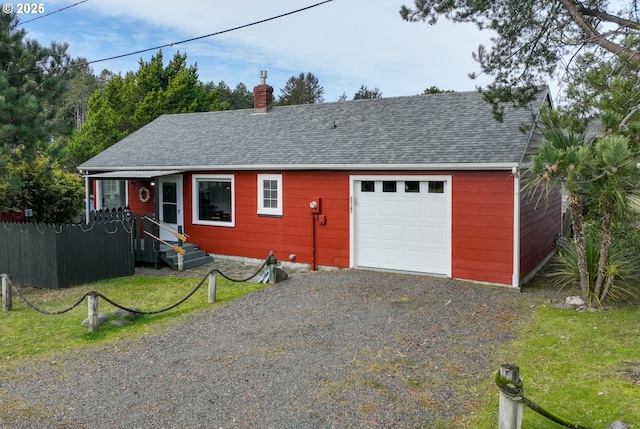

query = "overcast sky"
[[17, 0, 497, 102]]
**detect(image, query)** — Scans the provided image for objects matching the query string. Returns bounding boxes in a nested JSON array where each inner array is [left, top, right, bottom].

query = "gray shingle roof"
[[79, 88, 549, 172]]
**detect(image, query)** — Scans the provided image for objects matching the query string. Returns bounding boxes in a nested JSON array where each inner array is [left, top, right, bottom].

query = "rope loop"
[[8, 276, 91, 315], [212, 258, 268, 283]]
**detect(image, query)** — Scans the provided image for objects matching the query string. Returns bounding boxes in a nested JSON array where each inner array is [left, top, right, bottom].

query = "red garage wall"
[[519, 181, 562, 281], [182, 170, 518, 285], [451, 171, 515, 285]]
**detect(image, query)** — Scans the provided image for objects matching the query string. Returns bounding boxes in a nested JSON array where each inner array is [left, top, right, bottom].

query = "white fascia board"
[[81, 162, 520, 173]]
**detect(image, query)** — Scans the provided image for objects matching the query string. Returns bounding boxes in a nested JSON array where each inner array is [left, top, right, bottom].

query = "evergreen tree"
[[421, 86, 453, 95], [0, 13, 73, 163], [67, 51, 256, 166], [277, 72, 324, 105], [353, 85, 382, 100], [67, 51, 211, 165], [401, 0, 640, 118]]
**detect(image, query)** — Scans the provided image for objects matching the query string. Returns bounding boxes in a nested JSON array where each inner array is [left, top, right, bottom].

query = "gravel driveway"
[[0, 269, 555, 428]]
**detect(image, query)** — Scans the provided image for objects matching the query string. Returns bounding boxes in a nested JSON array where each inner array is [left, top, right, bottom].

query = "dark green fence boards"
[[0, 221, 134, 289], [90, 211, 159, 265]]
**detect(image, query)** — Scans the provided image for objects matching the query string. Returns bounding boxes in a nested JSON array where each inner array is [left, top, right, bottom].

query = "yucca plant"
[[548, 228, 640, 305], [528, 127, 640, 307]]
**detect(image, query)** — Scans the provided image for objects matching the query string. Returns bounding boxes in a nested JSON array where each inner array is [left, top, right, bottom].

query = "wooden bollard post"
[[2, 274, 12, 311], [499, 364, 523, 429], [177, 253, 184, 272], [87, 292, 99, 332], [208, 272, 217, 303]]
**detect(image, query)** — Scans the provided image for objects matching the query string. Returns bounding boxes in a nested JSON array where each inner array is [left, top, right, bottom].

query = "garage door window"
[[428, 181, 445, 193], [404, 181, 420, 193], [383, 181, 397, 192], [361, 181, 375, 192]]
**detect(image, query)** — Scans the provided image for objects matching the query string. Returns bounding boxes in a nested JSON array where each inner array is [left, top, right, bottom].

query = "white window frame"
[[192, 174, 235, 227], [257, 174, 283, 216], [95, 179, 128, 210]]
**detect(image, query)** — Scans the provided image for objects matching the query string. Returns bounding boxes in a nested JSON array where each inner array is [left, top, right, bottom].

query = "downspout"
[[312, 212, 317, 271], [512, 166, 521, 288]]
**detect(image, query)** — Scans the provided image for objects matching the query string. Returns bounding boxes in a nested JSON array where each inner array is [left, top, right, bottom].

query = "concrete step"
[[159, 243, 214, 270]]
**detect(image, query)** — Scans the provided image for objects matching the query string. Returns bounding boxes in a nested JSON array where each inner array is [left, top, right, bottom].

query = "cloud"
[[29, 0, 495, 100]]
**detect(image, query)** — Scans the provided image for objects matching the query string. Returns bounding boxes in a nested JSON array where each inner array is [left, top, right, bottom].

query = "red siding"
[[127, 180, 156, 215], [451, 171, 514, 285], [180, 170, 518, 285], [519, 181, 561, 281], [184, 171, 351, 268]]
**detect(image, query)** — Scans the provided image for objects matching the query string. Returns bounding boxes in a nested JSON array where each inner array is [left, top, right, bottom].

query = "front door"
[[158, 175, 183, 242]]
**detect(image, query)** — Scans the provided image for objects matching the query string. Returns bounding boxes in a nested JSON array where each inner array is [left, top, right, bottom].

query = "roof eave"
[[79, 162, 521, 174]]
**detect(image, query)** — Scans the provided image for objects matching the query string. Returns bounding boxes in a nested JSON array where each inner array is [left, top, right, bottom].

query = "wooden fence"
[[0, 220, 135, 289], [89, 211, 159, 265]]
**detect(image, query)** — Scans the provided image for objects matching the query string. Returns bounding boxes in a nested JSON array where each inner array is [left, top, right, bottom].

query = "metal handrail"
[[143, 216, 188, 242]]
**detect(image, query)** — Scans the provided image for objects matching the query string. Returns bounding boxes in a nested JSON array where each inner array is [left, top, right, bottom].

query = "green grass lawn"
[[0, 274, 267, 365], [471, 304, 640, 429]]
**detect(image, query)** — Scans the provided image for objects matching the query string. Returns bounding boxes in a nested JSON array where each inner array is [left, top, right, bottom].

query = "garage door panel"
[[354, 178, 450, 275], [379, 204, 398, 216], [402, 225, 426, 242], [402, 201, 425, 217], [380, 224, 400, 240], [359, 222, 380, 240]]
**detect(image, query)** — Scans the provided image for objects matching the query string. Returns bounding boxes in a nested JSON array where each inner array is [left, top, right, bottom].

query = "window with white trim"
[[98, 180, 127, 210], [257, 174, 282, 216], [193, 174, 234, 226]]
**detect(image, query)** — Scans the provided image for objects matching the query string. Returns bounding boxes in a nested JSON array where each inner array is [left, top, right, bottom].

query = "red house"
[[79, 73, 561, 287]]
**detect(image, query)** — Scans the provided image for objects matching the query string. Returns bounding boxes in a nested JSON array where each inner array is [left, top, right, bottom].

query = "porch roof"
[[87, 170, 183, 179]]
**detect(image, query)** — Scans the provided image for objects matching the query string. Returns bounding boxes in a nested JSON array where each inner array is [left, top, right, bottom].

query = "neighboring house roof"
[[79, 87, 550, 173]]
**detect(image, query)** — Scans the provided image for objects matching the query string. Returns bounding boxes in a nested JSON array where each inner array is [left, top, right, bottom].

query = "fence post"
[[208, 271, 217, 303], [87, 292, 99, 332], [1, 274, 11, 311], [499, 364, 523, 429]]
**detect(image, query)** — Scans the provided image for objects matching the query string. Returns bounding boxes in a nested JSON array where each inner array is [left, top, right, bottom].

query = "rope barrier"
[[212, 259, 268, 283], [3, 255, 274, 317], [10, 281, 90, 315], [95, 271, 210, 315], [495, 371, 595, 429]]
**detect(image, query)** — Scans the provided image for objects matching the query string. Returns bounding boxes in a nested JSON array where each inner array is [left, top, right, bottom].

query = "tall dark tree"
[[0, 13, 73, 163], [59, 57, 99, 130], [0, 13, 83, 222], [212, 81, 253, 110], [400, 1, 640, 118], [67, 51, 213, 165], [277, 72, 324, 105], [353, 85, 382, 100]]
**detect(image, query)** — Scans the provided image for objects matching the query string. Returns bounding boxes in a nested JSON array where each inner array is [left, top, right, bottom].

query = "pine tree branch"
[[557, 0, 640, 59]]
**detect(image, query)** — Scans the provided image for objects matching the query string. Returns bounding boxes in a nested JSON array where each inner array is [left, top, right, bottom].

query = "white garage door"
[[353, 177, 451, 275]]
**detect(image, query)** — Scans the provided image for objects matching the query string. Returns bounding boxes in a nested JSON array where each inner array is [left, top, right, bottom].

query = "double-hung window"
[[193, 174, 234, 226], [257, 174, 282, 216], [98, 179, 127, 210]]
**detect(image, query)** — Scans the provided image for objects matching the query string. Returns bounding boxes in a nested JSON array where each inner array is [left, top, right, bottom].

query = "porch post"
[[85, 174, 92, 224]]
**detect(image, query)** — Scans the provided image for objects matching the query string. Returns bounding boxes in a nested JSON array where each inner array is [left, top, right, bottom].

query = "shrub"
[[548, 228, 640, 304]]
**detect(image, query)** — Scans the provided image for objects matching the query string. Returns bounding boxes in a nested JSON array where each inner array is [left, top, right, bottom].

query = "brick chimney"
[[253, 70, 274, 113]]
